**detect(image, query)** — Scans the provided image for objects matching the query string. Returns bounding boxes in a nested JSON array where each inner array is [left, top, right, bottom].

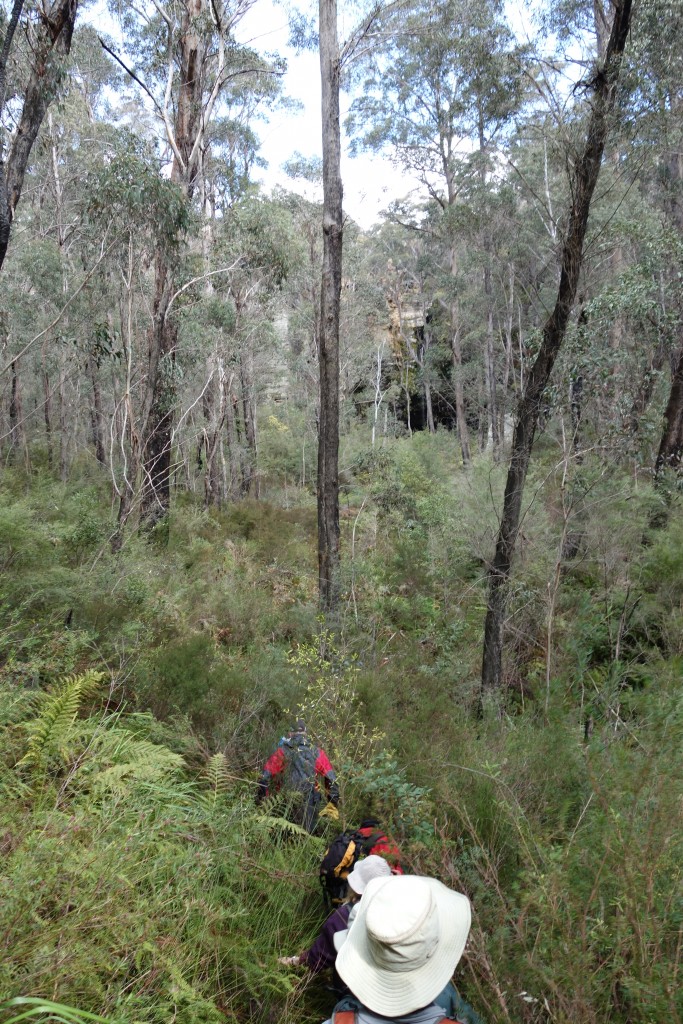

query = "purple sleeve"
[[301, 904, 351, 973]]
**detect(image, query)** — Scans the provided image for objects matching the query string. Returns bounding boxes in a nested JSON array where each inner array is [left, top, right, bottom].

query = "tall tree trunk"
[[652, 97, 683, 493], [450, 246, 471, 465], [203, 361, 227, 507], [87, 353, 105, 466], [318, 0, 342, 612], [404, 364, 412, 437], [8, 358, 24, 462], [42, 357, 53, 469], [478, 110, 499, 456], [225, 388, 242, 498], [451, 325, 470, 462], [654, 338, 683, 478], [484, 294, 499, 453], [371, 342, 385, 448], [140, 255, 177, 529], [239, 351, 259, 497], [58, 348, 68, 482], [140, 0, 203, 530], [112, 237, 137, 553], [419, 331, 436, 434], [0, 0, 79, 272], [477, 363, 488, 453], [0, 0, 26, 270], [481, 0, 634, 697], [202, 364, 217, 506], [233, 389, 250, 495], [499, 262, 515, 442]]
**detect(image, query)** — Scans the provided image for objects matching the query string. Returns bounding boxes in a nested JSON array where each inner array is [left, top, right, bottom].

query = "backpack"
[[319, 827, 393, 907], [282, 735, 319, 794]]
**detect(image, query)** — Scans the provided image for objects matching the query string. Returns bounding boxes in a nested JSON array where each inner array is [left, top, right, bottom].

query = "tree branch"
[[165, 261, 243, 318], [98, 37, 163, 117]]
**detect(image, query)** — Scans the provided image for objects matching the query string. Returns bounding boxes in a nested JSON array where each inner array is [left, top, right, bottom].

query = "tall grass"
[[1, 448, 681, 1024]]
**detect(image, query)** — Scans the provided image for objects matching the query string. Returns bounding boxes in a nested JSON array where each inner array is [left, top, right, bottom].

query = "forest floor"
[[0, 440, 681, 1024]]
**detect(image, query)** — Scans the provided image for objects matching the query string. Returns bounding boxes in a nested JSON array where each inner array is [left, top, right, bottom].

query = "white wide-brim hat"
[[347, 854, 392, 895], [335, 875, 471, 1017]]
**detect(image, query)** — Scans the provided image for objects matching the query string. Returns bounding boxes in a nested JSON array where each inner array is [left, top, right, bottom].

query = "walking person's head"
[[335, 874, 471, 1016]]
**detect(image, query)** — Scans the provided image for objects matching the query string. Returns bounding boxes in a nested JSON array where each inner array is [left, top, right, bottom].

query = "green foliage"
[[1, 441, 683, 1024], [345, 751, 433, 843], [85, 152, 191, 255], [287, 629, 383, 779], [17, 669, 104, 774], [0, 678, 323, 1023], [0, 997, 110, 1024]]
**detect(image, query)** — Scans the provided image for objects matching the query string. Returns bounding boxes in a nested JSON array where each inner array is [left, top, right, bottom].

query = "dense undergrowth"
[[1, 433, 681, 1024]]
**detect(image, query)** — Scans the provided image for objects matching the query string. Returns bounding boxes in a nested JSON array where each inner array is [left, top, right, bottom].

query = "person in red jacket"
[[256, 719, 339, 832], [354, 818, 404, 874]]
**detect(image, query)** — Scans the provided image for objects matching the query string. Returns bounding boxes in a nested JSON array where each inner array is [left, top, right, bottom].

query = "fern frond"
[[0, 761, 31, 802], [252, 812, 310, 838], [16, 670, 105, 771], [203, 752, 231, 798], [88, 734, 185, 797]]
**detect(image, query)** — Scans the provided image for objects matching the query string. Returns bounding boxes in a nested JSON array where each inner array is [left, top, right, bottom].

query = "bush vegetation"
[[0, 442, 681, 1024]]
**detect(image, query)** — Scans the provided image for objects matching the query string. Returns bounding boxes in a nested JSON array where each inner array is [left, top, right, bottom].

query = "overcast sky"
[[234, 0, 421, 229], [87, 0, 538, 230], [235, 0, 538, 229]]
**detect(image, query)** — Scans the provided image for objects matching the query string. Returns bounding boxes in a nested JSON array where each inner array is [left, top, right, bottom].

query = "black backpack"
[[319, 827, 387, 907]]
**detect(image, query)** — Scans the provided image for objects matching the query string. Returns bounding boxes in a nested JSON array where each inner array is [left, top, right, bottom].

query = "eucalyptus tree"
[[0, 0, 83, 468], [186, 192, 304, 504], [105, 0, 284, 534], [627, 0, 683, 484], [0, 0, 82, 273], [481, 0, 635, 696], [347, 0, 524, 464], [318, 0, 343, 610], [0, 26, 127, 474], [536, 0, 683, 488]]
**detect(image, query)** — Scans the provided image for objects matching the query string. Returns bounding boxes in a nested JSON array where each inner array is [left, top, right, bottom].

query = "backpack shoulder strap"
[[334, 837, 359, 877]]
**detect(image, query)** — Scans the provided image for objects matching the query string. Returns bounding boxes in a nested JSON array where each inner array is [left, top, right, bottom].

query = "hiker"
[[333, 909, 483, 1024], [256, 719, 339, 832], [324, 874, 482, 1024], [320, 819, 404, 909], [278, 855, 392, 991]]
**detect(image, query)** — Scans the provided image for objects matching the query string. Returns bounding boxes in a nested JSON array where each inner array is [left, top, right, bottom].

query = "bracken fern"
[[17, 670, 105, 772], [202, 750, 232, 800]]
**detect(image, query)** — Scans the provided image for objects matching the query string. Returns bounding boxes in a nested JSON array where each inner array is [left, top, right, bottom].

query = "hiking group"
[[257, 722, 484, 1024]]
